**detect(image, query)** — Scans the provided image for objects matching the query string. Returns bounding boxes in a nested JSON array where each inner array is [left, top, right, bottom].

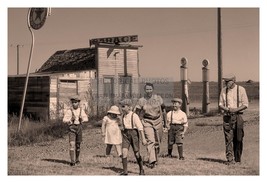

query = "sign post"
[[18, 8, 50, 131]]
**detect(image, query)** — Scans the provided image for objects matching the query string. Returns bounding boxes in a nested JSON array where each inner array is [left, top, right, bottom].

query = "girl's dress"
[[103, 116, 122, 145]]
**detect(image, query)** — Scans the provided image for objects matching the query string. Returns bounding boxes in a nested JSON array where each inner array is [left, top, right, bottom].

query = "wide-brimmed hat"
[[107, 105, 121, 115], [70, 95, 81, 102], [222, 74, 236, 82], [171, 98, 183, 104], [119, 99, 132, 106]]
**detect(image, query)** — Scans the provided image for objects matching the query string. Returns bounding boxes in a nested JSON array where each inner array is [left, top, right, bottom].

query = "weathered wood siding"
[[8, 70, 96, 120], [97, 46, 140, 112], [49, 70, 96, 119], [8, 76, 50, 120]]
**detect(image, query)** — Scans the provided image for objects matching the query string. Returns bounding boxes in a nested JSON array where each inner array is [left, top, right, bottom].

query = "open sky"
[[7, 6, 259, 82]]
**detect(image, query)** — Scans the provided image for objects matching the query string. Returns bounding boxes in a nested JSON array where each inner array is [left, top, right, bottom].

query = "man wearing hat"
[[166, 98, 188, 160], [63, 95, 88, 166], [219, 74, 249, 165], [119, 99, 147, 175]]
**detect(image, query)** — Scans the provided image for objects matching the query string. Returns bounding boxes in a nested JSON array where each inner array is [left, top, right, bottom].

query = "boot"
[[70, 150, 75, 166], [168, 148, 173, 158], [75, 150, 80, 164], [136, 155, 145, 175], [178, 145, 184, 160], [120, 158, 128, 175], [76, 143, 80, 164]]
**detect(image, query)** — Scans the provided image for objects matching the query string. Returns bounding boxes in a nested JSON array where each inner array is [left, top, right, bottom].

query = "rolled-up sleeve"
[[63, 110, 72, 123], [81, 109, 89, 122], [240, 86, 249, 108], [133, 113, 144, 131]]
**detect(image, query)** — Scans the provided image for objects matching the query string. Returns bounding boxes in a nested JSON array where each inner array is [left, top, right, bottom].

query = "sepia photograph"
[[3, 0, 265, 180]]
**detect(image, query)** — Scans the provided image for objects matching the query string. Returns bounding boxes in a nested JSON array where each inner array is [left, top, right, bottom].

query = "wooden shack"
[[8, 35, 142, 120]]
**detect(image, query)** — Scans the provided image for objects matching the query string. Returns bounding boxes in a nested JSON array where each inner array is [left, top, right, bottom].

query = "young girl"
[[101, 105, 122, 157]]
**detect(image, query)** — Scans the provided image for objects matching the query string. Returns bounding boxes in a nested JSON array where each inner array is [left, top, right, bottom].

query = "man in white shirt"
[[219, 74, 249, 165]]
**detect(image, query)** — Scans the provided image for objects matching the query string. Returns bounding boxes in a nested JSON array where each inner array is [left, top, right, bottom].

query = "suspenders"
[[71, 107, 82, 124], [239, 85, 241, 107], [122, 112, 134, 129], [171, 110, 173, 124], [225, 85, 240, 108]]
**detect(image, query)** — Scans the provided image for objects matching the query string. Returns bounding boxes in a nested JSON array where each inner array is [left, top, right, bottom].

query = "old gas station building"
[[8, 35, 142, 120]]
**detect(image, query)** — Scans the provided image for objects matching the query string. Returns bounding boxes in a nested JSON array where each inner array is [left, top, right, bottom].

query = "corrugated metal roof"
[[37, 47, 96, 73]]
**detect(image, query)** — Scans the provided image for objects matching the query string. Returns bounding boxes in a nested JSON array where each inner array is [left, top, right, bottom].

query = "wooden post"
[[202, 59, 210, 114], [180, 57, 189, 115], [95, 43, 99, 117], [217, 8, 223, 111]]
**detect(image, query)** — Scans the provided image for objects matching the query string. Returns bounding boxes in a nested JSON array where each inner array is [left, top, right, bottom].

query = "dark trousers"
[[223, 114, 244, 162]]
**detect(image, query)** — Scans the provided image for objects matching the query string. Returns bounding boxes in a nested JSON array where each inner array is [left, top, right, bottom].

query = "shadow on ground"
[[197, 157, 226, 164], [102, 166, 136, 175], [42, 158, 70, 165]]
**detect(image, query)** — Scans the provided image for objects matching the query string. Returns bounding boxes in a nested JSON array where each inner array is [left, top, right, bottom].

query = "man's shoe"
[[179, 157, 185, 160], [70, 162, 75, 166], [120, 172, 128, 175], [148, 161, 157, 169], [139, 170, 145, 175], [75, 160, 80, 165]]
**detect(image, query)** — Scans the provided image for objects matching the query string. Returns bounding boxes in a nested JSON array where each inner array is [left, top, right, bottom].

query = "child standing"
[[119, 99, 147, 176], [101, 105, 122, 157], [63, 95, 88, 166], [166, 98, 188, 160]]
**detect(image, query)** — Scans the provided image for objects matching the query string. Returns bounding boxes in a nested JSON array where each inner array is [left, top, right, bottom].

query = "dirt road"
[[8, 103, 259, 175]]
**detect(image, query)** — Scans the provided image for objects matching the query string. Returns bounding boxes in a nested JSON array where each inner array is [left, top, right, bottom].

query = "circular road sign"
[[29, 8, 48, 30]]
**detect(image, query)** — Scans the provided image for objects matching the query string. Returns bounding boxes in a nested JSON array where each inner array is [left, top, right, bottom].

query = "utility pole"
[[217, 8, 223, 111], [16, 44, 23, 75]]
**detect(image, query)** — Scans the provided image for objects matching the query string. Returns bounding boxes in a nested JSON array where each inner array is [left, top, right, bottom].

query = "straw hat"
[[107, 105, 121, 115], [222, 74, 236, 82]]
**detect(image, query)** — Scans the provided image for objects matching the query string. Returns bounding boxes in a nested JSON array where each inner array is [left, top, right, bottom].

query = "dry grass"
[[8, 114, 68, 146]]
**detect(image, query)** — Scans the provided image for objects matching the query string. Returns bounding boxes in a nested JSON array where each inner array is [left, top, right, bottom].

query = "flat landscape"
[[8, 101, 259, 176]]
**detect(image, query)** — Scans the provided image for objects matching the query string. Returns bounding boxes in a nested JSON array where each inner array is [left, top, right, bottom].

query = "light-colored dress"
[[102, 116, 122, 145]]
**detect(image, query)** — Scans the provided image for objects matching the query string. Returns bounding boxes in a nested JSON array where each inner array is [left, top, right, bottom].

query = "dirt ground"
[[7, 101, 260, 176]]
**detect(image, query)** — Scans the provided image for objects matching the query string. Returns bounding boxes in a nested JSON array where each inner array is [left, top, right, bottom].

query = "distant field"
[[147, 81, 259, 106]]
